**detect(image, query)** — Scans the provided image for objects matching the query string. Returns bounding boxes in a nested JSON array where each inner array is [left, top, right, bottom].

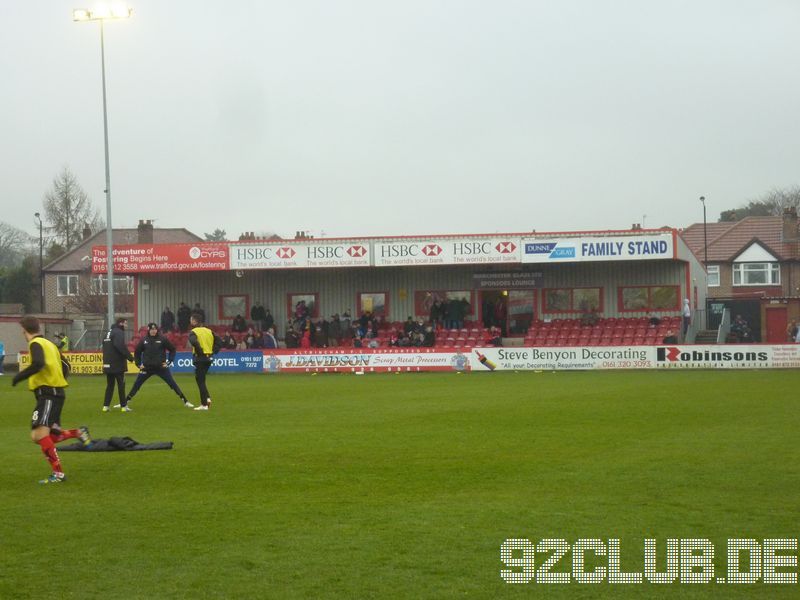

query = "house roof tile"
[[44, 228, 202, 272]]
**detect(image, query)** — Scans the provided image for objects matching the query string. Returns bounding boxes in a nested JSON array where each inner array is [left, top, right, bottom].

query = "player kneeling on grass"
[[188, 312, 222, 411], [122, 322, 194, 409], [11, 316, 92, 484]]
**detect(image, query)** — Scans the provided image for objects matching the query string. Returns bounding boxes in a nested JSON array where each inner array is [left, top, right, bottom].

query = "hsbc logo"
[[277, 247, 296, 259], [496, 241, 516, 254], [348, 245, 367, 257], [422, 244, 442, 256]]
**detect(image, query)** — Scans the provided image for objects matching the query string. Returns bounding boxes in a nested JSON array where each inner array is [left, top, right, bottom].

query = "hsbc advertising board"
[[92, 243, 228, 273], [229, 242, 370, 270], [374, 238, 521, 267], [521, 233, 674, 263]]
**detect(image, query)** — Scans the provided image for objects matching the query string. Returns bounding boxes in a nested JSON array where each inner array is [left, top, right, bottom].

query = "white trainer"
[[194, 404, 209, 411]]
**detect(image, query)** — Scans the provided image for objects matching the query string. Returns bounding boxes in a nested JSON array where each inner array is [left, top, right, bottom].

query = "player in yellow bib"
[[189, 312, 221, 411], [11, 316, 92, 484]]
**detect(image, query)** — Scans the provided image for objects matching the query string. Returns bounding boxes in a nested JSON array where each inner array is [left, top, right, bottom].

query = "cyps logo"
[[277, 247, 296, 259], [422, 244, 442, 256], [348, 245, 367, 257], [496, 241, 516, 254], [189, 247, 201, 259]]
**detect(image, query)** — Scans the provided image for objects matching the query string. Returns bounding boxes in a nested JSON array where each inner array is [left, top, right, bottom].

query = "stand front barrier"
[[19, 345, 800, 374]]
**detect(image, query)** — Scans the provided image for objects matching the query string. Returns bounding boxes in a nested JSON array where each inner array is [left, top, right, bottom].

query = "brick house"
[[681, 208, 800, 342], [43, 220, 201, 317]]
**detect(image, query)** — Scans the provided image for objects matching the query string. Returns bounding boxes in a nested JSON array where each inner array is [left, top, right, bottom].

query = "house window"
[[91, 275, 134, 295], [287, 293, 319, 320], [619, 286, 680, 311], [733, 263, 780, 286], [57, 275, 79, 296], [543, 287, 602, 313], [357, 292, 389, 318], [219, 295, 249, 320], [707, 265, 720, 287], [414, 290, 474, 319]]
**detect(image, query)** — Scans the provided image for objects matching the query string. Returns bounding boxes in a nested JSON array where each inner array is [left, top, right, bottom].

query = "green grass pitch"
[[1, 370, 798, 599]]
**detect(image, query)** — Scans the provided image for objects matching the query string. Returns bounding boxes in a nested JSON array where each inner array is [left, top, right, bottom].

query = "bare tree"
[[0, 222, 33, 269], [719, 185, 800, 221], [43, 167, 103, 251]]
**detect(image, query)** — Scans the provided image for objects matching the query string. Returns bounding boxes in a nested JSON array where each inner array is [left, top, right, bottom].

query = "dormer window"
[[732, 243, 780, 286]]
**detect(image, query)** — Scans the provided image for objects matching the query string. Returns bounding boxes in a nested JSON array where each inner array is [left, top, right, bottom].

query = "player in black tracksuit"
[[102, 318, 135, 411], [125, 323, 194, 409]]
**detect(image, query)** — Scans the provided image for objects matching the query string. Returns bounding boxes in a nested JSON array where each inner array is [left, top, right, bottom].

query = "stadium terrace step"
[[694, 330, 719, 344]]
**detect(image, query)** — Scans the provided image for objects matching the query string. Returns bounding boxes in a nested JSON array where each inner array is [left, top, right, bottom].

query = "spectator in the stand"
[[177, 302, 191, 333], [647, 312, 661, 327], [430, 300, 444, 329], [263, 309, 275, 335], [328, 314, 341, 347], [295, 300, 309, 323], [445, 299, 458, 330], [319, 317, 330, 346], [54, 333, 70, 352], [494, 297, 507, 336], [341, 310, 352, 339], [220, 331, 236, 350], [245, 331, 256, 349], [581, 308, 599, 327], [461, 296, 472, 327], [396, 331, 411, 347], [264, 327, 278, 349], [787, 320, 798, 342], [193, 303, 206, 324], [314, 322, 327, 348], [410, 330, 424, 347], [300, 328, 311, 349], [285, 326, 300, 349], [403, 317, 415, 335], [422, 325, 436, 347], [160, 306, 176, 333], [731, 315, 752, 343], [251, 331, 265, 349], [250, 302, 266, 331], [662, 329, 678, 344], [485, 326, 502, 347], [482, 298, 495, 328], [232, 314, 247, 333], [417, 318, 426, 333], [682, 299, 691, 335]]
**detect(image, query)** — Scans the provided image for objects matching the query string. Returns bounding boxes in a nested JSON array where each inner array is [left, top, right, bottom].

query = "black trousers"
[[104, 372, 126, 407], [128, 367, 185, 401], [194, 361, 212, 406]]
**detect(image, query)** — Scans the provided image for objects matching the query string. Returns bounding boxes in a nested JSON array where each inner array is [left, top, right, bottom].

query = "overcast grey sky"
[[2, 1, 799, 241]]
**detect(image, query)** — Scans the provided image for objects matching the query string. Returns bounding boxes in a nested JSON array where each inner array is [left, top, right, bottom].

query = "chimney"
[[137, 219, 154, 244], [82, 223, 92, 240], [782, 207, 798, 242]]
